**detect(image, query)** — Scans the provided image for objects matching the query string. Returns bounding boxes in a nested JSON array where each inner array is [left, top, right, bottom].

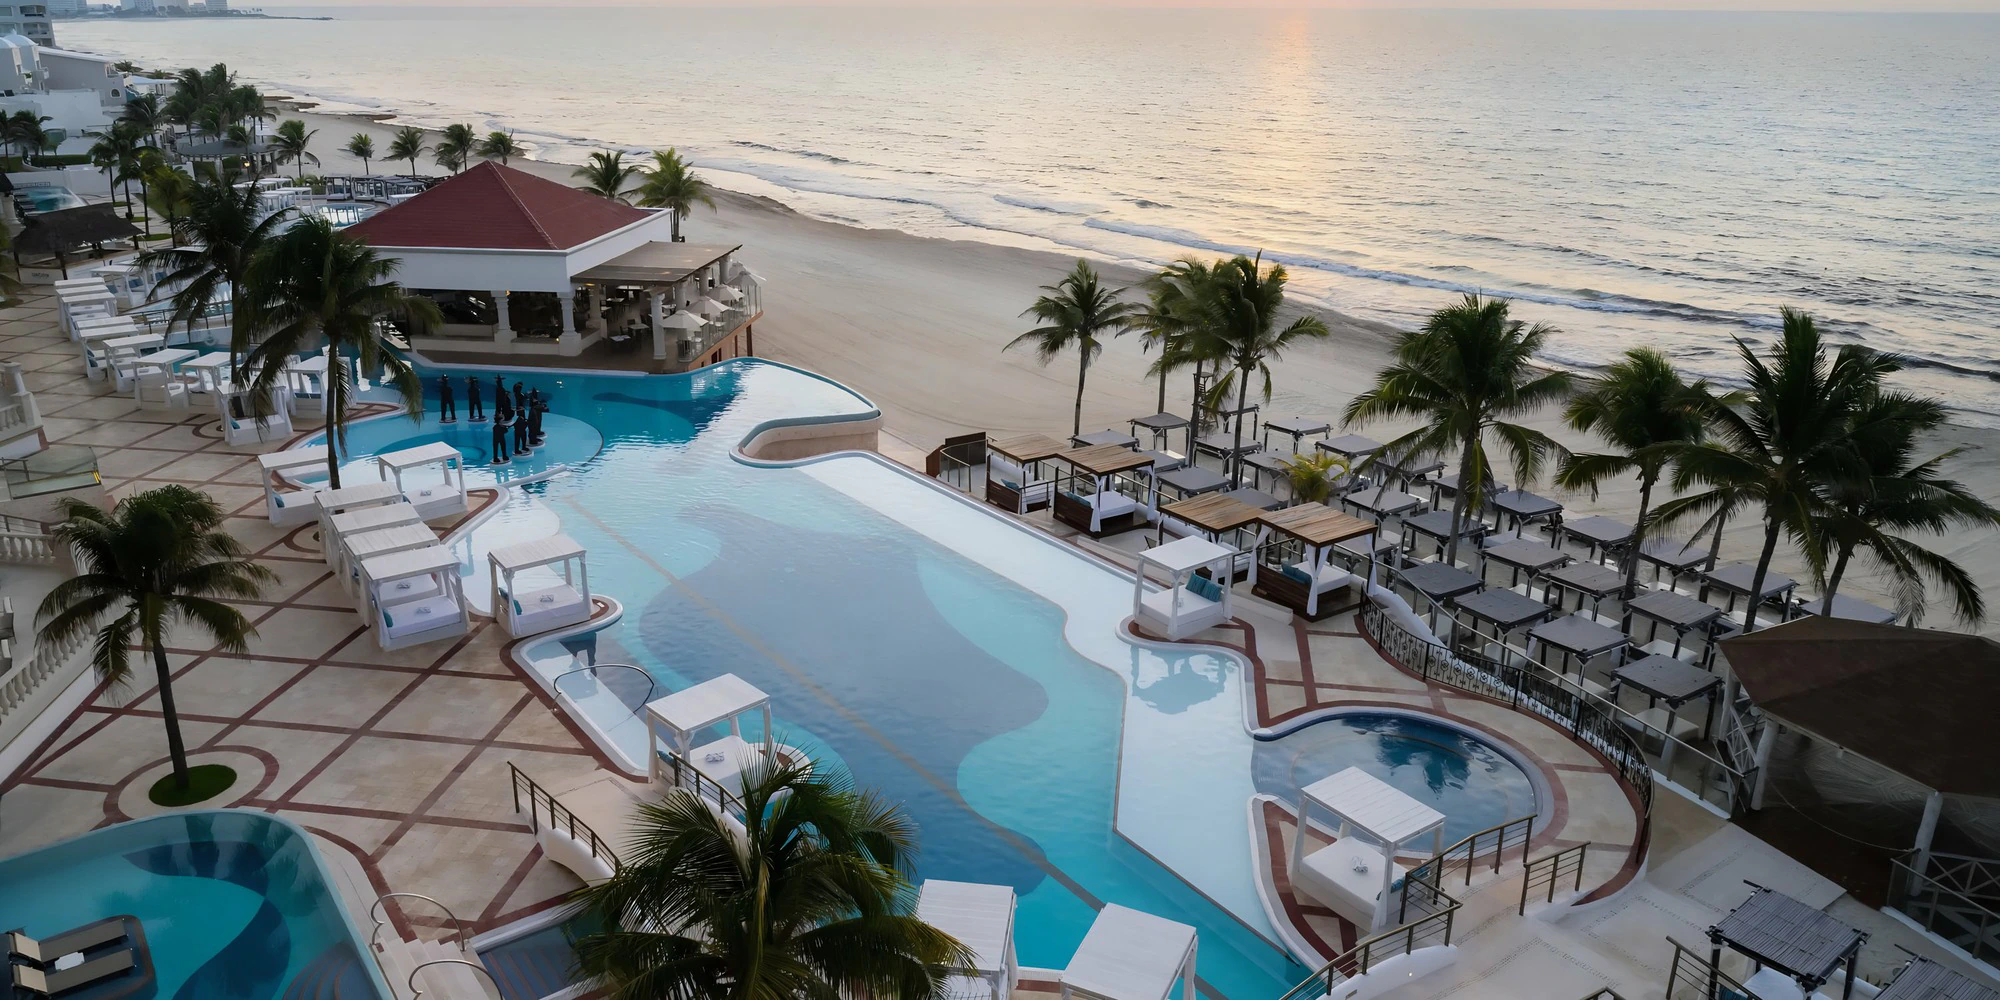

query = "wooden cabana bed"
[[984, 433, 1067, 515], [1156, 493, 1263, 579], [1252, 502, 1377, 620], [1052, 445, 1157, 537]]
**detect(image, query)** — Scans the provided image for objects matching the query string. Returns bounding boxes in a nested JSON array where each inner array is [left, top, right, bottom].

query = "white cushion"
[[381, 594, 460, 638]]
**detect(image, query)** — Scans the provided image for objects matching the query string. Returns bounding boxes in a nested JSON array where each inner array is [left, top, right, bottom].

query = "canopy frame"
[[489, 534, 594, 639], [258, 446, 330, 526], [1132, 536, 1236, 641], [1291, 767, 1446, 932]]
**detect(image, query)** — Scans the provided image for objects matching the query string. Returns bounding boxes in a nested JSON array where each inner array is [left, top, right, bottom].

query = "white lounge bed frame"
[[918, 880, 1019, 1000], [375, 441, 468, 521], [1059, 903, 1198, 1000], [1132, 536, 1235, 641], [216, 386, 295, 445], [1290, 767, 1446, 933], [341, 523, 440, 604], [256, 446, 329, 525], [489, 533, 593, 639], [644, 674, 801, 810], [323, 502, 423, 577], [358, 543, 468, 651], [313, 480, 404, 549]]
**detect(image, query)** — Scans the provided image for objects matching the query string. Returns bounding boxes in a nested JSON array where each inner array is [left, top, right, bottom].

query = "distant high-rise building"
[[43, 0, 84, 16], [121, 0, 153, 13], [203, 0, 224, 9]]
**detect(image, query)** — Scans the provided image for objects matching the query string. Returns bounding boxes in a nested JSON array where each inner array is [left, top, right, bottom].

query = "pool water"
[[328, 360, 1309, 996], [1251, 713, 1539, 846], [0, 811, 391, 999]]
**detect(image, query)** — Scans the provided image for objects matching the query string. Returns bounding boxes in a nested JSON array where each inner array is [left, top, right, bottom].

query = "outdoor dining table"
[[1542, 562, 1627, 614], [1559, 516, 1634, 562], [1072, 429, 1139, 450], [1156, 465, 1229, 500], [135, 348, 198, 372], [1262, 417, 1331, 452], [1453, 587, 1556, 640], [1793, 592, 1898, 625], [1341, 487, 1425, 519], [1527, 613, 1630, 673], [1625, 589, 1723, 657], [1611, 654, 1721, 749], [1488, 490, 1564, 532], [1222, 486, 1285, 511], [1637, 538, 1710, 584], [1317, 433, 1382, 461], [1703, 562, 1798, 613], [1481, 539, 1571, 587], [1401, 509, 1486, 558], [1399, 562, 1484, 609]]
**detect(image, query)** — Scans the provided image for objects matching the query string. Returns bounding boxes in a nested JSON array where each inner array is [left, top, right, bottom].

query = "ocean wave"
[[992, 194, 1104, 217], [732, 141, 855, 167]]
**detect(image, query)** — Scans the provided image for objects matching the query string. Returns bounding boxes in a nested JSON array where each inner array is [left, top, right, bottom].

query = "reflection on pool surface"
[[337, 359, 1301, 997], [0, 811, 390, 999], [1253, 712, 1539, 845]]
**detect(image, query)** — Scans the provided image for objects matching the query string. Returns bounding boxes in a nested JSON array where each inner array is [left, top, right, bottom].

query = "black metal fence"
[[1521, 843, 1589, 914], [508, 761, 619, 869]]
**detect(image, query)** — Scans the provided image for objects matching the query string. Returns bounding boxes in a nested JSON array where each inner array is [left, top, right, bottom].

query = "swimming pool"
[[323, 360, 1303, 996], [1251, 711, 1540, 846], [0, 811, 392, 999]]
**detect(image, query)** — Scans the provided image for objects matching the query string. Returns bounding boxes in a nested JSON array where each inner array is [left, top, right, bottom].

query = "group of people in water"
[[435, 375, 548, 464]]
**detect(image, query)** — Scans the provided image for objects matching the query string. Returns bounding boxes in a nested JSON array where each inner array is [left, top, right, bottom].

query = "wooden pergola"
[[984, 432, 1067, 515], [1051, 444, 1156, 537], [1157, 493, 1263, 579], [1252, 502, 1377, 619]]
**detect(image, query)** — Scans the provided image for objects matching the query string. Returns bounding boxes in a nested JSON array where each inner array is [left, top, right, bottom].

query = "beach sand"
[[289, 109, 2000, 633]]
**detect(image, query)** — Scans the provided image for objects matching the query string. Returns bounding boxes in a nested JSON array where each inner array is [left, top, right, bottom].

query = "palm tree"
[[119, 93, 167, 147], [1555, 347, 1720, 599], [344, 133, 374, 175], [88, 121, 151, 218], [141, 161, 197, 245], [1283, 451, 1352, 505], [475, 129, 520, 166], [1345, 294, 1574, 566], [240, 216, 441, 489], [571, 760, 971, 1000], [386, 126, 426, 178], [140, 176, 294, 383], [632, 148, 713, 242], [36, 486, 272, 791], [1180, 254, 1330, 487], [272, 119, 319, 180], [1006, 260, 1141, 438], [1651, 309, 1905, 630], [1147, 258, 1235, 440], [1130, 261, 1208, 416], [1809, 390, 1998, 624], [433, 123, 476, 175], [573, 150, 636, 202]]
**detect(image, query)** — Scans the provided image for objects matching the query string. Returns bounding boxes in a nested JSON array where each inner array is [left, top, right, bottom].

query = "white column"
[[1373, 839, 1396, 930], [651, 288, 668, 361], [492, 291, 513, 345], [557, 290, 580, 353], [1749, 720, 1779, 810], [1912, 789, 1945, 893]]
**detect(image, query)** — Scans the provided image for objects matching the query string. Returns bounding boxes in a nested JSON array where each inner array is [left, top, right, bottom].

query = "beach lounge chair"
[[11, 949, 134, 997], [917, 880, 1018, 1000], [5, 919, 127, 967], [1059, 904, 1197, 1000]]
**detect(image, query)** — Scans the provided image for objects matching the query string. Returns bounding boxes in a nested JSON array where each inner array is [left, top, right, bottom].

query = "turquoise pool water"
[[0, 811, 391, 999]]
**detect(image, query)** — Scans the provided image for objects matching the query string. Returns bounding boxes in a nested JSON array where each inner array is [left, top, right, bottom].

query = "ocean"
[[61, 6, 2000, 421]]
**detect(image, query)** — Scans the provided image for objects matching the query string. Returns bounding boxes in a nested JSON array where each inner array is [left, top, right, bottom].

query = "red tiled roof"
[[346, 161, 650, 252]]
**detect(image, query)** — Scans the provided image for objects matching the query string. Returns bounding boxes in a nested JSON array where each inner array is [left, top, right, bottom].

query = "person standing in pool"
[[466, 376, 484, 423], [437, 376, 455, 423], [490, 393, 511, 464], [528, 388, 547, 446], [511, 382, 531, 455]]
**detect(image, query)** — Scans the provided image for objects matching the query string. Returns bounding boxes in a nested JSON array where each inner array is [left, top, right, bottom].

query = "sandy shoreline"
[[269, 104, 2000, 633]]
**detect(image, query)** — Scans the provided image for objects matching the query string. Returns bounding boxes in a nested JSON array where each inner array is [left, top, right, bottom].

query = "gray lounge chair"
[[5, 919, 128, 967], [11, 948, 134, 997]]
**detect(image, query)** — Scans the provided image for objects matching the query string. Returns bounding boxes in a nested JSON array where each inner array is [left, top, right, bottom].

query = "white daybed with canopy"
[[314, 480, 404, 546], [283, 354, 339, 416], [489, 534, 593, 638], [75, 319, 137, 379], [1249, 503, 1377, 621], [1058, 903, 1197, 1000], [1132, 536, 1236, 641], [100, 333, 166, 392], [341, 523, 440, 602], [644, 674, 801, 804], [358, 544, 468, 651], [1052, 444, 1157, 538], [180, 352, 239, 395], [984, 433, 1065, 515], [257, 446, 328, 525], [375, 442, 468, 521], [323, 502, 423, 577], [216, 386, 294, 445], [918, 880, 1019, 1000], [60, 287, 117, 337], [1291, 766, 1446, 932]]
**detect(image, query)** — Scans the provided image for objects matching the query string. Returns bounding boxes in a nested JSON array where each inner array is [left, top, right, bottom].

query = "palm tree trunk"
[[152, 630, 190, 788], [670, 212, 681, 243], [1705, 506, 1729, 571], [1743, 518, 1783, 630], [1156, 365, 1167, 415], [137, 175, 152, 237], [1622, 471, 1657, 599], [1229, 365, 1251, 488], [1444, 434, 1478, 567], [1820, 546, 1854, 617], [325, 346, 344, 491], [1071, 350, 1088, 439]]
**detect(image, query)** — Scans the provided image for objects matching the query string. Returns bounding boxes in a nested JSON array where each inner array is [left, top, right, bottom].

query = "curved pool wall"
[[330, 358, 1301, 997], [0, 810, 394, 999], [1251, 709, 1543, 847]]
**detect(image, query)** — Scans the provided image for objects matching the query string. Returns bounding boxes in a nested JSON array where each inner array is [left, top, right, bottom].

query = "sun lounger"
[[380, 594, 462, 641], [5, 920, 127, 967], [918, 880, 1018, 1000], [11, 948, 134, 997]]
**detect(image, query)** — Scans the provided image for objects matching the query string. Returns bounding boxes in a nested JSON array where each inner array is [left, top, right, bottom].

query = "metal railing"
[[1887, 852, 2000, 966], [369, 893, 467, 952], [927, 433, 986, 494], [1664, 937, 1752, 1000], [1406, 813, 1535, 892], [1276, 903, 1461, 1000], [1521, 843, 1590, 914], [658, 746, 750, 819], [508, 761, 620, 869], [408, 958, 504, 1000], [551, 662, 656, 708]]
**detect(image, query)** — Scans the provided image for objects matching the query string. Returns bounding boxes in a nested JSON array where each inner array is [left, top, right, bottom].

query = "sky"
[[252, 1, 2000, 10]]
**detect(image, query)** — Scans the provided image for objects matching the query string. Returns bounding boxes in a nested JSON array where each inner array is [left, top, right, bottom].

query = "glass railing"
[[1, 445, 100, 499]]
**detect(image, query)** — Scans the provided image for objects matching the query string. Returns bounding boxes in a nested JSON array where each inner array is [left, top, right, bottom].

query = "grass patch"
[[148, 763, 237, 806], [139, 233, 172, 242]]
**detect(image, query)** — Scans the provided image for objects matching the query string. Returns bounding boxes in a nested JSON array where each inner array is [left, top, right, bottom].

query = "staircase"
[[368, 894, 503, 1000]]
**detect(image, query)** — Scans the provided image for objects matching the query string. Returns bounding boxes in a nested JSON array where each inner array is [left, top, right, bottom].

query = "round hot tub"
[[1253, 710, 1542, 846]]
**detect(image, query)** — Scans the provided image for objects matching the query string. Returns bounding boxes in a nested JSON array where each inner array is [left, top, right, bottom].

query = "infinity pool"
[[0, 811, 390, 999], [324, 360, 1304, 996]]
